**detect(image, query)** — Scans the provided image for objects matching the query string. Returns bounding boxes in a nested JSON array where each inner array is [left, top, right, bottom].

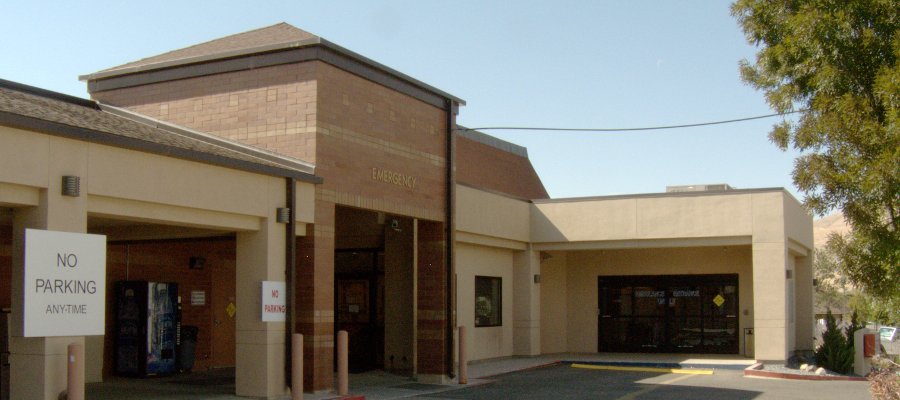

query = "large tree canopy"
[[732, 0, 898, 299]]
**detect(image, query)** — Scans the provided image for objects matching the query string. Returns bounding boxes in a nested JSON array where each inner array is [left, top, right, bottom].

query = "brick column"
[[295, 199, 335, 392], [416, 220, 447, 381]]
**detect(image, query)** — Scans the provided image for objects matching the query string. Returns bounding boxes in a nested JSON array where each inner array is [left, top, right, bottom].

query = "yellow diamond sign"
[[226, 302, 236, 318], [713, 294, 725, 307]]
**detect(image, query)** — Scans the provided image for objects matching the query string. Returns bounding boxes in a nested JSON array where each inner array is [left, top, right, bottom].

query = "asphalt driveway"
[[413, 363, 872, 400]]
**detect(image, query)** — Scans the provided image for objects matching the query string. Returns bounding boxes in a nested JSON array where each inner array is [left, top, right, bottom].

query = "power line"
[[456, 110, 806, 133]]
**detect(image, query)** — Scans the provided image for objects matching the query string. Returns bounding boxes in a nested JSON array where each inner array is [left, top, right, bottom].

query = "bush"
[[815, 309, 855, 374]]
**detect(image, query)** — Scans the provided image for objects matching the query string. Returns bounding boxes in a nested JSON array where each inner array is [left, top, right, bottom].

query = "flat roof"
[[532, 187, 794, 204]]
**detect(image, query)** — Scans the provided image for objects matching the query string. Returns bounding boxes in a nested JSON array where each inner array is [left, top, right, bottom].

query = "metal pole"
[[337, 330, 349, 396], [292, 333, 304, 400], [458, 326, 467, 384], [67, 343, 84, 400], [285, 177, 297, 389]]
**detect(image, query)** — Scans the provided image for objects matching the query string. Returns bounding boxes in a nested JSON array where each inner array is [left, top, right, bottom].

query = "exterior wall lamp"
[[61, 175, 80, 197]]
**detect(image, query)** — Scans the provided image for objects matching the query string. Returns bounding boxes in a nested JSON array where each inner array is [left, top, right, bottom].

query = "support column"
[[295, 198, 335, 392], [794, 254, 814, 351], [751, 242, 789, 362], [512, 248, 540, 356], [416, 220, 448, 382], [235, 180, 288, 398], [10, 138, 88, 400]]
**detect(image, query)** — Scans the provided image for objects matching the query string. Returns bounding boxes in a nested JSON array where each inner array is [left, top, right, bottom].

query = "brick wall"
[[456, 136, 549, 200], [314, 62, 448, 221], [91, 63, 319, 163], [104, 238, 235, 377]]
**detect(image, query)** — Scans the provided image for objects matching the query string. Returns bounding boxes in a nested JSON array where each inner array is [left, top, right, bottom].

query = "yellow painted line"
[[571, 363, 714, 375]]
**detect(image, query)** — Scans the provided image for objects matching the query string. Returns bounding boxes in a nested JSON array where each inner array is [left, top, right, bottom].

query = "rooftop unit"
[[666, 184, 734, 193]]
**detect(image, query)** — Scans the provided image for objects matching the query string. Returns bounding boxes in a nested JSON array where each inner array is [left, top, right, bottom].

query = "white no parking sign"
[[23, 229, 106, 337]]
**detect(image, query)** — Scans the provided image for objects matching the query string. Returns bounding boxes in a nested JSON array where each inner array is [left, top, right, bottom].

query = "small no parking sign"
[[261, 281, 286, 322]]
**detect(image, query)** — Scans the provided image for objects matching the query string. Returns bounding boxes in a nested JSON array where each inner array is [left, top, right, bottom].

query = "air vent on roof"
[[666, 184, 734, 193]]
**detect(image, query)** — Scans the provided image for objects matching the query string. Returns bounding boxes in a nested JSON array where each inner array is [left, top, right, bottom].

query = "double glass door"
[[598, 274, 738, 354]]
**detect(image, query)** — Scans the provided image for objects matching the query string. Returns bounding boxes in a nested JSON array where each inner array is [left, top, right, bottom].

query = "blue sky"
[[1, 1, 803, 200]]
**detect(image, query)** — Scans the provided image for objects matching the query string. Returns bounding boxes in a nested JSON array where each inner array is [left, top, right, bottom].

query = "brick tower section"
[[416, 220, 447, 375], [90, 57, 453, 390]]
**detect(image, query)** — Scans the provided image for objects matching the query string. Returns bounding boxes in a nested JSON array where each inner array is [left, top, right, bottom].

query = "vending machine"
[[115, 281, 179, 376]]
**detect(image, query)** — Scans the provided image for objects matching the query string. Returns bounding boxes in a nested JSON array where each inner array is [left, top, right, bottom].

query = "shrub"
[[815, 309, 854, 374]]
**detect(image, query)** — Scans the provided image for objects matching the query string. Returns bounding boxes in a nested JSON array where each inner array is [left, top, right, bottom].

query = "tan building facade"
[[1, 23, 813, 400]]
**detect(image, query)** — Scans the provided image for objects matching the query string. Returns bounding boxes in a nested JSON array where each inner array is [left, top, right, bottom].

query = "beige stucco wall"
[[531, 194, 757, 244], [456, 243, 515, 361], [455, 184, 530, 246], [539, 252, 568, 354], [530, 190, 812, 361], [558, 246, 753, 353], [0, 125, 317, 228], [0, 125, 317, 398]]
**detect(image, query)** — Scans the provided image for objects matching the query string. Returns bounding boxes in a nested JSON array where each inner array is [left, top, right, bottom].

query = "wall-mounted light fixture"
[[276, 207, 291, 224], [189, 257, 205, 270], [61, 175, 80, 197]]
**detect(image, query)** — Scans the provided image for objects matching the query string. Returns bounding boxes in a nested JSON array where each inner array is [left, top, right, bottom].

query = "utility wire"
[[456, 110, 806, 133]]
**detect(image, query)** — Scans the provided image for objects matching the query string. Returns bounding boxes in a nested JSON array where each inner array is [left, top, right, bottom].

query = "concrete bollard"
[[854, 328, 881, 376], [337, 330, 348, 396], [67, 343, 84, 400], [459, 326, 467, 384], [292, 333, 303, 400]]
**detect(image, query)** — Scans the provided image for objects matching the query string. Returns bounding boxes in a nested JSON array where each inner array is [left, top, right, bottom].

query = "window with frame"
[[475, 276, 501, 327]]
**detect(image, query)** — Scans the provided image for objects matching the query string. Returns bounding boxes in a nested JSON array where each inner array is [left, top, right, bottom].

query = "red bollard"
[[337, 330, 349, 396], [459, 326, 468, 384], [67, 343, 84, 400], [292, 333, 303, 400]]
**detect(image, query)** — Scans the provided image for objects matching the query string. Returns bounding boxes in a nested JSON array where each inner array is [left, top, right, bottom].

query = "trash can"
[[743, 328, 754, 358], [178, 326, 198, 372]]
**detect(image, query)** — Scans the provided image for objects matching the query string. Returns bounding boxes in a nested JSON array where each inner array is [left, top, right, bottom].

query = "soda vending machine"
[[115, 281, 179, 376]]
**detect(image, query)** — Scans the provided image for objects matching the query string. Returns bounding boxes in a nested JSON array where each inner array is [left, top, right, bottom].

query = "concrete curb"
[[743, 362, 868, 381]]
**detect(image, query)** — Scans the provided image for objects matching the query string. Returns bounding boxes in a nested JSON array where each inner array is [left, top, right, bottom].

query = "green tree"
[[732, 0, 899, 300], [814, 240, 853, 313], [816, 309, 854, 374], [815, 241, 900, 325]]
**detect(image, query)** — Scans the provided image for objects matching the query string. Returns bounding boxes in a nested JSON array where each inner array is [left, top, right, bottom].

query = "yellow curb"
[[571, 363, 714, 375]]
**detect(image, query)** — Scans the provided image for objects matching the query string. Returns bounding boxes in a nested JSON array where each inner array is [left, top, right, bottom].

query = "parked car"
[[880, 326, 897, 342]]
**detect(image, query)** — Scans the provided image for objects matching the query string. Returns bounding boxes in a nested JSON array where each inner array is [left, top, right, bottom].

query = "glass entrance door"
[[598, 274, 739, 354]]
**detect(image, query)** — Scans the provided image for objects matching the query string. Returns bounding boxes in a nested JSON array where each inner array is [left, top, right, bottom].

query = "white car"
[[880, 326, 897, 342]]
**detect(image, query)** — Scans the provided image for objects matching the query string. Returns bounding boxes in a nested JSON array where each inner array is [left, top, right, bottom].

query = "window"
[[475, 276, 502, 327]]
